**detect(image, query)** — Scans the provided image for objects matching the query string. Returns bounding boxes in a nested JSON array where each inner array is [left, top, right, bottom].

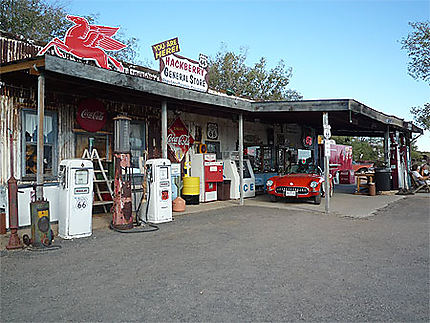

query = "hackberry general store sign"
[[160, 54, 209, 92]]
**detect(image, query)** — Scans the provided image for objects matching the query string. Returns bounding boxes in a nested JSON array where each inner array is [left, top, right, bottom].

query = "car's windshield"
[[286, 163, 318, 174]]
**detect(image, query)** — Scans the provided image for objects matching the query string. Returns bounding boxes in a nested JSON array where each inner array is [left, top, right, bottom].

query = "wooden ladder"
[[82, 149, 114, 213]]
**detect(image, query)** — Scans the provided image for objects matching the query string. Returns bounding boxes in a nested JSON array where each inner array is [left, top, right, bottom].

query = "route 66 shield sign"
[[207, 122, 218, 140]]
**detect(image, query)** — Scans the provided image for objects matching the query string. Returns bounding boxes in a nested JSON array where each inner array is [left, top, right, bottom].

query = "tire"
[[270, 194, 278, 202], [313, 193, 322, 205]]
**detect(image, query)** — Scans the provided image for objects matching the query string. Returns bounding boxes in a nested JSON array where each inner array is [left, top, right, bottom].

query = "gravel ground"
[[1, 194, 429, 322]]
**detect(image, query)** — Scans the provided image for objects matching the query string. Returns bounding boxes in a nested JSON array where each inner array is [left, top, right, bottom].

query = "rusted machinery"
[[6, 133, 23, 250], [111, 116, 133, 230]]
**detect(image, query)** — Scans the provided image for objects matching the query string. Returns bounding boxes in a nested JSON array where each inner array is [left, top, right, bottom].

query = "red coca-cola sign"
[[77, 99, 107, 132], [168, 117, 194, 162]]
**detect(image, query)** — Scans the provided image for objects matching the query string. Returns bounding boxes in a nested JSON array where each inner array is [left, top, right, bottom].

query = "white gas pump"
[[58, 159, 94, 239], [142, 158, 172, 224]]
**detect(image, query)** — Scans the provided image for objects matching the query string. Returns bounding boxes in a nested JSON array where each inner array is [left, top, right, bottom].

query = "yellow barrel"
[[182, 177, 200, 195]]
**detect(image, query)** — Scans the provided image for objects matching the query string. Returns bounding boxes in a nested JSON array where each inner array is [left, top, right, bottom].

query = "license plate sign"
[[284, 190, 297, 197]]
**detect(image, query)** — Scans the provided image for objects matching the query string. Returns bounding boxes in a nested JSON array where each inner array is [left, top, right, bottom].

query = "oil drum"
[[182, 176, 200, 205]]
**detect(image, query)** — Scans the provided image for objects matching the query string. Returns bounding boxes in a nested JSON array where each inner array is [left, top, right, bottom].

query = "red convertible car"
[[266, 164, 333, 205]]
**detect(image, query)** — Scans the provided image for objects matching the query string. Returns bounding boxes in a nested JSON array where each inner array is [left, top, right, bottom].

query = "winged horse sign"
[[38, 15, 127, 71]]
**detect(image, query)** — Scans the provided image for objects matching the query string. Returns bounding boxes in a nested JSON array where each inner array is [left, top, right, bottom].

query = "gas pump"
[[141, 159, 172, 224], [112, 116, 133, 230], [390, 132, 400, 189], [58, 159, 94, 239], [399, 134, 408, 189]]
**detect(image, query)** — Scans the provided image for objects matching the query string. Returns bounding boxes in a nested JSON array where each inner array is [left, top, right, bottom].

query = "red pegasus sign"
[[37, 15, 127, 71]]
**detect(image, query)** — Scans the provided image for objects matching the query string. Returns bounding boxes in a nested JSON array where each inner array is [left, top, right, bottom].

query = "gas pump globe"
[[114, 115, 131, 152], [112, 115, 133, 230]]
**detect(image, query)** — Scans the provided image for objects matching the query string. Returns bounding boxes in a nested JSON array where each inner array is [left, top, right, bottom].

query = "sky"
[[59, 0, 429, 150]]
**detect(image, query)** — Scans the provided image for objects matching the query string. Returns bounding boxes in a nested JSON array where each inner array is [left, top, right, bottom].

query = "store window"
[[76, 134, 111, 160], [22, 109, 57, 178], [130, 122, 146, 169]]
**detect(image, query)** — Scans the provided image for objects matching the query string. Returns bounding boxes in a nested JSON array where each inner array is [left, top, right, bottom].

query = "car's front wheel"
[[313, 193, 321, 205]]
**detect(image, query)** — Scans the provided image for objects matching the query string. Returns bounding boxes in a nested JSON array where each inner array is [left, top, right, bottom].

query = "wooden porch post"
[[36, 73, 45, 200], [161, 101, 168, 159], [239, 113, 244, 206]]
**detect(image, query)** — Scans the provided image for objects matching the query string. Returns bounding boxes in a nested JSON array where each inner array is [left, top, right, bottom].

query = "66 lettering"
[[75, 197, 88, 210]]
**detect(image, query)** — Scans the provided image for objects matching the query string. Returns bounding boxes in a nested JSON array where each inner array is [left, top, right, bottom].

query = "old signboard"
[[77, 99, 107, 132], [152, 37, 180, 60], [160, 54, 209, 92], [38, 15, 127, 71], [167, 117, 195, 162]]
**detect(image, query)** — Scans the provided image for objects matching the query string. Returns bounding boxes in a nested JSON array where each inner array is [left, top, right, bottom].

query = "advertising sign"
[[76, 99, 107, 132], [167, 117, 195, 162], [160, 54, 209, 92], [152, 37, 180, 60], [37, 15, 127, 71]]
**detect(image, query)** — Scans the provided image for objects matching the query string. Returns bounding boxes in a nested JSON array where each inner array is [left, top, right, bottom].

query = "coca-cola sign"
[[77, 99, 107, 132], [168, 117, 194, 162]]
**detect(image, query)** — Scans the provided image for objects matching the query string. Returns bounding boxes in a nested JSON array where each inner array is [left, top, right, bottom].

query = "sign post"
[[239, 113, 244, 206], [323, 112, 331, 214]]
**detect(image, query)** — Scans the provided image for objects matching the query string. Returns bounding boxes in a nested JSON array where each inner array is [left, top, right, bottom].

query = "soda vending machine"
[[143, 159, 172, 224], [191, 153, 223, 202], [58, 159, 94, 239]]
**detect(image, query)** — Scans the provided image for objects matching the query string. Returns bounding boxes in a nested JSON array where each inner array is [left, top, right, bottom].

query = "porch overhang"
[[251, 100, 423, 137], [1, 55, 423, 137]]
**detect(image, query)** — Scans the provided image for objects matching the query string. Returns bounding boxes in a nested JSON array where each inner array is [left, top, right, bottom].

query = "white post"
[[323, 112, 330, 214], [384, 127, 390, 168], [239, 113, 244, 206], [36, 73, 45, 200], [161, 101, 168, 159]]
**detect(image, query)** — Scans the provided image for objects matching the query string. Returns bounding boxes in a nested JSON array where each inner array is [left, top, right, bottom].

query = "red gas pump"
[[111, 116, 133, 230], [390, 133, 399, 189]]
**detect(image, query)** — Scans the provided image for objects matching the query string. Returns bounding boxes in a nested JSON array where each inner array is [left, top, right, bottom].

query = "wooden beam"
[[0, 58, 45, 74]]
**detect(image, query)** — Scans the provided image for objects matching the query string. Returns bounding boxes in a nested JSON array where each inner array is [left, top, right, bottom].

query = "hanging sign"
[[167, 117, 195, 162], [160, 54, 209, 92], [76, 99, 107, 132], [152, 37, 180, 60], [324, 141, 331, 157], [207, 122, 218, 140], [323, 125, 331, 139], [303, 135, 313, 147], [37, 15, 127, 71]]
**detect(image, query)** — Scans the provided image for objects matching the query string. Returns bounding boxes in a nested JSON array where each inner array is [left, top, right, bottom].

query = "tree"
[[401, 21, 430, 83], [401, 21, 430, 131], [0, 0, 140, 64], [410, 102, 430, 131], [208, 45, 302, 101]]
